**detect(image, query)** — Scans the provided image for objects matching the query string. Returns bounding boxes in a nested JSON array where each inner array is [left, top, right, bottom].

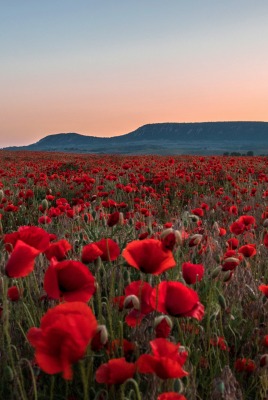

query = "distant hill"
[[3, 121, 268, 155]]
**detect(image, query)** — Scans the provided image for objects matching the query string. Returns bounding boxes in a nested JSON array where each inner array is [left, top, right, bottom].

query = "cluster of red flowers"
[[1, 151, 268, 398]]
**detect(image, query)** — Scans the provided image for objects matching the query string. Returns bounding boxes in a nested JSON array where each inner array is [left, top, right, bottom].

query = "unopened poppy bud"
[[211, 266, 222, 279], [245, 284, 257, 301], [91, 324, 109, 352], [154, 315, 173, 329], [189, 234, 203, 247], [41, 199, 49, 210], [154, 315, 173, 338], [218, 293, 227, 310], [188, 214, 200, 222], [263, 219, 268, 227], [173, 378, 184, 393], [221, 257, 240, 271], [222, 270, 233, 282], [124, 295, 140, 310], [260, 354, 268, 367], [4, 365, 14, 383], [161, 228, 183, 249], [0, 189, 4, 203]]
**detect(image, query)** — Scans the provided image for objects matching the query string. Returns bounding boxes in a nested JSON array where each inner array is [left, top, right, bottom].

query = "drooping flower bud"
[[124, 295, 140, 310], [154, 315, 173, 338]]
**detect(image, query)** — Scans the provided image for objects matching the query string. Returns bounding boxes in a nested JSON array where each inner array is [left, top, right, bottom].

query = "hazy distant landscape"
[[3, 121, 268, 155]]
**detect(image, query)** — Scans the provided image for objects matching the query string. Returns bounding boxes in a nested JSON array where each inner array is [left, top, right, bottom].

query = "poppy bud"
[[41, 199, 49, 210], [161, 228, 182, 249], [0, 189, 4, 203], [188, 214, 200, 222], [173, 378, 184, 393], [4, 366, 14, 383], [91, 325, 108, 351], [124, 295, 140, 310], [260, 354, 268, 367], [221, 257, 240, 271], [189, 234, 203, 247], [218, 293, 227, 310], [222, 270, 233, 282], [154, 315, 173, 338], [211, 266, 222, 279], [263, 219, 268, 227]]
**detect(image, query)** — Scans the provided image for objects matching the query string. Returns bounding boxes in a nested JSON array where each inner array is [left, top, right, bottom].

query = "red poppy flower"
[[27, 302, 97, 380], [122, 239, 176, 275], [38, 216, 52, 225], [95, 238, 120, 262], [157, 393, 187, 400], [238, 244, 256, 258], [5, 240, 40, 278], [124, 280, 154, 326], [238, 215, 256, 228], [107, 211, 120, 227], [16, 226, 50, 252], [182, 262, 204, 284], [107, 339, 136, 360], [151, 281, 204, 321], [229, 221, 245, 235], [234, 358, 256, 373], [44, 239, 72, 261], [81, 243, 103, 263], [44, 259, 95, 302], [226, 237, 239, 249], [7, 286, 22, 301], [137, 338, 188, 379], [191, 208, 204, 217], [95, 358, 136, 385], [259, 284, 268, 297], [210, 336, 229, 351]]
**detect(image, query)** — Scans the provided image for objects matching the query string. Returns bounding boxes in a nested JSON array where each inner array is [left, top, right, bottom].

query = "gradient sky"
[[1, 1, 268, 147]]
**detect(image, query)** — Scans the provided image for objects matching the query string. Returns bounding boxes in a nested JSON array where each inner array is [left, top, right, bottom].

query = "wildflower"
[[27, 302, 97, 380], [151, 281, 204, 321], [182, 262, 204, 284], [122, 239, 176, 275], [44, 259, 95, 302], [137, 338, 188, 379], [95, 358, 136, 384]]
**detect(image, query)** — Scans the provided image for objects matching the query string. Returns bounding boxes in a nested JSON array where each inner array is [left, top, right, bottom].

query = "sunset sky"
[[1, 1, 268, 147]]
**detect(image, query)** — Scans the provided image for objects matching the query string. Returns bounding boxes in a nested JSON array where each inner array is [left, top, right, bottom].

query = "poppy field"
[[1, 150, 268, 400]]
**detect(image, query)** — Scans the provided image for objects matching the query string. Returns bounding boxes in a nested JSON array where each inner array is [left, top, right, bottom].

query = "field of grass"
[[1, 150, 268, 400]]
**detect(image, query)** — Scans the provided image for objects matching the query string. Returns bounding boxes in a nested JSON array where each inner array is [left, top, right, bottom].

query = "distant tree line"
[[223, 151, 254, 156]]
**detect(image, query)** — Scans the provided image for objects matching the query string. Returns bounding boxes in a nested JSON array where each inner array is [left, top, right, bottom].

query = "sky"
[[1, 1, 268, 147]]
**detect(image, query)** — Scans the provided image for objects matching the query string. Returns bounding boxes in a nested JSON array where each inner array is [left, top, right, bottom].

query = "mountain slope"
[[3, 121, 268, 155]]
